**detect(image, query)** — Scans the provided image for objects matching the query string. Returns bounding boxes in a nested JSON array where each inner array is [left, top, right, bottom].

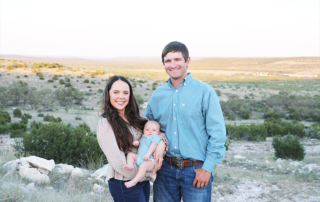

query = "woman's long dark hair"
[[100, 75, 147, 154]]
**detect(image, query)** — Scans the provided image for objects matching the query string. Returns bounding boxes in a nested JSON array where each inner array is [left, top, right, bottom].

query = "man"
[[144, 41, 226, 202]]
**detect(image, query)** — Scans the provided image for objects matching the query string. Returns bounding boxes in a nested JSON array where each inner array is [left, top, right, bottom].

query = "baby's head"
[[143, 121, 161, 136]]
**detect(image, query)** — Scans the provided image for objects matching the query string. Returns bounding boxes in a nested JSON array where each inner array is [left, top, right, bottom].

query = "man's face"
[[163, 51, 190, 81]]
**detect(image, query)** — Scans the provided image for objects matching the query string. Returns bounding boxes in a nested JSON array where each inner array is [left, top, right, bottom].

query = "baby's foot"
[[123, 164, 134, 170], [125, 180, 137, 188]]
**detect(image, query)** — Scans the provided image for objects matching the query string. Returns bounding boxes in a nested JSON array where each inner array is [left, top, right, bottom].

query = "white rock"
[[278, 165, 282, 169], [56, 164, 75, 174], [92, 164, 108, 179], [265, 160, 270, 164], [234, 155, 246, 160], [93, 184, 105, 194], [46, 187, 54, 190], [26, 183, 36, 190], [25, 156, 55, 172], [38, 168, 49, 175], [20, 157, 28, 166], [96, 178, 105, 183], [71, 167, 83, 179], [19, 167, 50, 184], [276, 158, 283, 163], [3, 160, 17, 173], [90, 192, 95, 196]]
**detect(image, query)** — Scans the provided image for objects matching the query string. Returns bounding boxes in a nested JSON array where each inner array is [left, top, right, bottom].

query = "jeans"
[[153, 160, 213, 202], [108, 178, 150, 202]]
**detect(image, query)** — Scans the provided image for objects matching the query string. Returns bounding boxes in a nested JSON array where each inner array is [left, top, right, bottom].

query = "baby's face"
[[143, 122, 160, 136]]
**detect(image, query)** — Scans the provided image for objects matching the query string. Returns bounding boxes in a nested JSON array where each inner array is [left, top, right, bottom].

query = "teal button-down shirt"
[[144, 73, 226, 172]]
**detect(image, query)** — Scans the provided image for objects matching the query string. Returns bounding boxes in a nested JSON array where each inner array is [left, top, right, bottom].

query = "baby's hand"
[[132, 140, 140, 147], [143, 154, 150, 161]]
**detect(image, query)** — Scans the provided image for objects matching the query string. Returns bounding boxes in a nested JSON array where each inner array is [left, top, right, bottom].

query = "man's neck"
[[170, 75, 188, 88]]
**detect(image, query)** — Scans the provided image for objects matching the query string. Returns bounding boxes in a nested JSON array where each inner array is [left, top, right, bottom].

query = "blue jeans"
[[108, 178, 150, 202], [153, 161, 213, 202]]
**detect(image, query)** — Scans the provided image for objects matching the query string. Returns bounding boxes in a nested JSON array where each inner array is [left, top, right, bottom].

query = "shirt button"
[[175, 146, 177, 149], [182, 104, 185, 106], [174, 104, 176, 106], [184, 84, 186, 86], [174, 118, 176, 120], [174, 132, 176, 134], [176, 90, 178, 92]]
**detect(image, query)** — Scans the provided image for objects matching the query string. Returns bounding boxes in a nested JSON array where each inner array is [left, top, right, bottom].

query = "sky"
[[0, 0, 319, 59]]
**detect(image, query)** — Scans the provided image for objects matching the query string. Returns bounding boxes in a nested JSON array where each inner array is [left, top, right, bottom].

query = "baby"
[[123, 120, 161, 188]]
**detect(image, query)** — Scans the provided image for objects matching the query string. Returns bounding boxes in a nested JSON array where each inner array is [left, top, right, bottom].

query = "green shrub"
[[17, 76, 20, 78], [38, 113, 44, 117], [65, 83, 72, 87], [22, 113, 32, 119], [24, 75, 28, 78], [13, 109, 22, 118], [91, 81, 95, 84], [224, 139, 231, 151], [0, 110, 11, 123], [0, 124, 9, 134], [98, 89, 103, 93], [75, 116, 82, 120], [272, 134, 306, 161], [9, 122, 27, 138], [307, 123, 320, 139], [13, 121, 106, 166], [87, 86, 91, 88], [215, 89, 221, 96], [53, 85, 57, 88], [48, 79, 54, 83], [43, 114, 62, 122], [83, 79, 89, 83], [65, 77, 70, 82], [59, 79, 65, 84], [52, 75, 59, 80], [39, 76, 45, 80]]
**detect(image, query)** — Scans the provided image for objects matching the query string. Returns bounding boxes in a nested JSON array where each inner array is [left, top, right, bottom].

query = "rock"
[[71, 167, 83, 179], [20, 157, 28, 166], [91, 164, 108, 179], [25, 156, 55, 172], [234, 155, 246, 159], [278, 165, 282, 169], [26, 183, 36, 190], [265, 160, 270, 164], [38, 168, 49, 175], [90, 192, 95, 196], [19, 167, 50, 184], [3, 160, 17, 173], [93, 184, 105, 194], [55, 164, 75, 174], [46, 187, 54, 190], [19, 163, 30, 170], [290, 161, 301, 167], [303, 164, 319, 172], [276, 158, 283, 163]]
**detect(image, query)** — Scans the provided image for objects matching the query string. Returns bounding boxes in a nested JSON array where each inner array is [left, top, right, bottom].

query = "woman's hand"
[[132, 140, 140, 147], [152, 140, 165, 172]]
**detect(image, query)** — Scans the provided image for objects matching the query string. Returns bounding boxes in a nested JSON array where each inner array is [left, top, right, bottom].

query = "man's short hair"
[[161, 41, 189, 64]]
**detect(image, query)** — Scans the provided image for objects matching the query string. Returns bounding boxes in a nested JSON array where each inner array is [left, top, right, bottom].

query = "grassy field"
[[0, 56, 320, 201]]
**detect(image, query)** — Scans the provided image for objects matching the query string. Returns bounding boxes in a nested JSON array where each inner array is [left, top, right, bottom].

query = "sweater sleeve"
[[96, 118, 139, 179]]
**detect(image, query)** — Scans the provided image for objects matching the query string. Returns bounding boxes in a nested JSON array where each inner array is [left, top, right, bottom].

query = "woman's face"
[[109, 80, 130, 116]]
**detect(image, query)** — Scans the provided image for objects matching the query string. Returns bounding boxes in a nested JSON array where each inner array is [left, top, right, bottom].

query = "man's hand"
[[132, 140, 140, 147], [192, 167, 211, 189], [152, 140, 165, 172]]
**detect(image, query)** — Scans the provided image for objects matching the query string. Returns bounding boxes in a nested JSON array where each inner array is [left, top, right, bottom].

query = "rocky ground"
[[1, 136, 319, 202]]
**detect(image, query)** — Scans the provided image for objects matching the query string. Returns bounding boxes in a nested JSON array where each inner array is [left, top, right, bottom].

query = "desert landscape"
[[0, 55, 320, 201]]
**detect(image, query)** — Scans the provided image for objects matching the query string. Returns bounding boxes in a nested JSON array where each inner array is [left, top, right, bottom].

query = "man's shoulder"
[[191, 79, 214, 91]]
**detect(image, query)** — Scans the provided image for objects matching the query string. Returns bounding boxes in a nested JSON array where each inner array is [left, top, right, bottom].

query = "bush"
[[24, 75, 28, 77], [13, 121, 107, 166], [98, 89, 103, 93], [91, 81, 95, 84], [65, 83, 72, 87], [13, 109, 22, 118], [83, 79, 89, 83], [9, 122, 27, 138], [0, 124, 9, 134], [38, 113, 44, 117], [22, 113, 32, 119], [39, 76, 45, 80], [272, 134, 306, 161], [215, 89, 221, 96], [43, 114, 62, 123], [65, 77, 70, 82], [48, 79, 54, 83], [75, 116, 82, 120], [59, 79, 65, 84], [0, 110, 11, 123]]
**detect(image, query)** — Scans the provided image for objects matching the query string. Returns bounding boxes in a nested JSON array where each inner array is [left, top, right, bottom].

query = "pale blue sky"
[[0, 0, 319, 58]]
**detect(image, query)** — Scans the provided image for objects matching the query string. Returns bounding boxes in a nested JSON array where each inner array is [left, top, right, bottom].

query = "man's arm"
[[193, 89, 226, 188]]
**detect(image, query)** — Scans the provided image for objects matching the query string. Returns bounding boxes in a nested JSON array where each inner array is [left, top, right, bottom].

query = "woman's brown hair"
[[100, 75, 147, 154]]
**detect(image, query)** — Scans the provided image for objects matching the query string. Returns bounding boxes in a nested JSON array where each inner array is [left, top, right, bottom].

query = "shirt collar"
[[166, 73, 194, 88]]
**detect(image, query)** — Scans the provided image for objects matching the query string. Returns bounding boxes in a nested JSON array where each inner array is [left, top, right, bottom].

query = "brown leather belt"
[[164, 155, 203, 169]]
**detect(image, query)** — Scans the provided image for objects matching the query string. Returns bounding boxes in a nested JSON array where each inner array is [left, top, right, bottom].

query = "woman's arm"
[[97, 118, 139, 179]]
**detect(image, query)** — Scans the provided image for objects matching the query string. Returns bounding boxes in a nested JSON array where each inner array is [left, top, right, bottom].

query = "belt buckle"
[[170, 157, 184, 169]]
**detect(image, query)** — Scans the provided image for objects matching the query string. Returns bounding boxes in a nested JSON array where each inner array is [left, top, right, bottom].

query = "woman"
[[97, 75, 167, 202]]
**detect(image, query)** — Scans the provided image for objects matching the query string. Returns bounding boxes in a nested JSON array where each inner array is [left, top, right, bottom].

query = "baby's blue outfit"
[[136, 134, 161, 166]]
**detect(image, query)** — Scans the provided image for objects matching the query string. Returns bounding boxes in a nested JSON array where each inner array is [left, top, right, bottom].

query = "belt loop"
[[189, 160, 192, 166]]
